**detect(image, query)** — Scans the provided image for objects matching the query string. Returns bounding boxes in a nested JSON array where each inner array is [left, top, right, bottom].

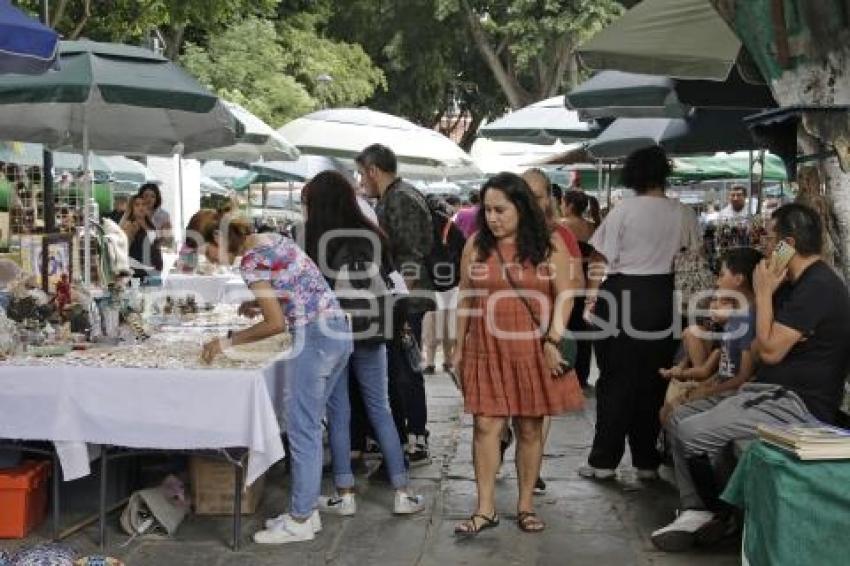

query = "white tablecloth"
[[0, 363, 286, 487], [162, 274, 252, 305]]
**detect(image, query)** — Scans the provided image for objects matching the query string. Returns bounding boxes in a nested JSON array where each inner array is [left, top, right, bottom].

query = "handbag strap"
[[494, 245, 550, 337]]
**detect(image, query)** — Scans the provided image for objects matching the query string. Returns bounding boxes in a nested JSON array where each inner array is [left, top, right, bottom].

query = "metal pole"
[[40, 1, 56, 234], [748, 150, 754, 219], [83, 123, 91, 287]]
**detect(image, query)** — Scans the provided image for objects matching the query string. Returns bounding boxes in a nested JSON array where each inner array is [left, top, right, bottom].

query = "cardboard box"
[[189, 456, 265, 516]]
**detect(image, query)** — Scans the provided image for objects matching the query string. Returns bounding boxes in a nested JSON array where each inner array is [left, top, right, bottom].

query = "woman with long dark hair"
[[138, 182, 172, 246], [120, 194, 163, 279], [301, 171, 425, 517], [452, 172, 584, 535], [561, 190, 599, 243], [580, 146, 700, 481]]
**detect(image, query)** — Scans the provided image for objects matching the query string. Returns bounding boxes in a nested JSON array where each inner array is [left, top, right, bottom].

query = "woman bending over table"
[[197, 212, 353, 546]]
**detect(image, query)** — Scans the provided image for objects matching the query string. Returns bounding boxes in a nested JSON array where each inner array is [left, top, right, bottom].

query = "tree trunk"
[[459, 113, 485, 152], [165, 24, 186, 61], [770, 51, 850, 282], [68, 0, 91, 40], [461, 2, 530, 109]]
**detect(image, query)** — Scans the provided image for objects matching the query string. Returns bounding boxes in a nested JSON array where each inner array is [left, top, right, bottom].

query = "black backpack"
[[329, 241, 394, 343], [423, 194, 467, 292]]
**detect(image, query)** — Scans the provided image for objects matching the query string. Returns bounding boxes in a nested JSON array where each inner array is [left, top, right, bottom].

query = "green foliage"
[[180, 15, 384, 128], [17, 0, 279, 44], [278, 19, 386, 109], [326, 0, 507, 135], [437, 0, 623, 106], [181, 18, 314, 127]]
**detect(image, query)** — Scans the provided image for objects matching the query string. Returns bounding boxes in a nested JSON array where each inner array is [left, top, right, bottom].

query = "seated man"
[[652, 203, 850, 552]]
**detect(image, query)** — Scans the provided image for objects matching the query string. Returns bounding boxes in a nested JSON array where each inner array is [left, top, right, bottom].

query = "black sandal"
[[454, 513, 500, 536], [517, 511, 545, 533]]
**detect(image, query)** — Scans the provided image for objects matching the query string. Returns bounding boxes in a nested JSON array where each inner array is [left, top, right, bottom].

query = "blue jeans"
[[328, 342, 410, 490], [281, 316, 352, 519]]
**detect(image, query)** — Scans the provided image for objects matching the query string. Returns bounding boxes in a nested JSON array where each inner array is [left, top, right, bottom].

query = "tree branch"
[[51, 0, 70, 28], [69, 0, 91, 40], [459, 113, 485, 151], [548, 36, 574, 97], [461, 0, 529, 108]]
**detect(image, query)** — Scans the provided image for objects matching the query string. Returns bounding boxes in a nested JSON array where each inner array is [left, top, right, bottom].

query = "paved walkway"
[[2, 372, 740, 565]]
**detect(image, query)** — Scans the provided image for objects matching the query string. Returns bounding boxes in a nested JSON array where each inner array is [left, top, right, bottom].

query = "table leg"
[[52, 450, 61, 540], [99, 446, 109, 551], [233, 460, 243, 551]]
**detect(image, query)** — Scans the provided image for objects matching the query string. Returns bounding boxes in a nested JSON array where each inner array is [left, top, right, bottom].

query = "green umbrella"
[[578, 0, 742, 81], [566, 69, 775, 121], [0, 40, 235, 155], [0, 40, 236, 285]]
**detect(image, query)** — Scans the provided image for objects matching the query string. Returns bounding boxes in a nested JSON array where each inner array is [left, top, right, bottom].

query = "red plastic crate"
[[0, 460, 51, 538]]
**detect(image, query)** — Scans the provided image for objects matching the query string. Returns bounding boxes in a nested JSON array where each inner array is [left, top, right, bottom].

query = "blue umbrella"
[[0, 0, 59, 75]]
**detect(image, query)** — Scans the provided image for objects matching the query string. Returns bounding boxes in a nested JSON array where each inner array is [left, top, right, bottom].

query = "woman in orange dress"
[[452, 173, 584, 535]]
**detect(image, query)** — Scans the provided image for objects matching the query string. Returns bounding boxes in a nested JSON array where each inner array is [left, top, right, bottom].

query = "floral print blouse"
[[240, 233, 342, 327]]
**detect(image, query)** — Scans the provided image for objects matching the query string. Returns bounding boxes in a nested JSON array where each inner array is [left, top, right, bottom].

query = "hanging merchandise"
[[702, 217, 766, 273]]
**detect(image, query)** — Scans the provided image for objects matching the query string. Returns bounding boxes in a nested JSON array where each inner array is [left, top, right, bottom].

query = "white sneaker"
[[317, 493, 357, 516], [264, 509, 322, 532], [577, 465, 616, 480], [393, 492, 426, 515], [651, 509, 715, 552], [254, 514, 316, 545]]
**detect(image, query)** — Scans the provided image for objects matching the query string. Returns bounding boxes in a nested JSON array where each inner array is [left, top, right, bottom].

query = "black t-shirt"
[[757, 261, 850, 424]]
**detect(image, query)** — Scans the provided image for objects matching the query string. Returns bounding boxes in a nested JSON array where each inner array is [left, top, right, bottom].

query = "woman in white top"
[[580, 146, 700, 481]]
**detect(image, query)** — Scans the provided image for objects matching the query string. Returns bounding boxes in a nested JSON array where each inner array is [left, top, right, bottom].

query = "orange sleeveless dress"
[[460, 242, 585, 417]]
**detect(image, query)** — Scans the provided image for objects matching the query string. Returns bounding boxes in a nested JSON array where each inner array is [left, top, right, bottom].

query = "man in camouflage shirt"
[[356, 143, 434, 465]]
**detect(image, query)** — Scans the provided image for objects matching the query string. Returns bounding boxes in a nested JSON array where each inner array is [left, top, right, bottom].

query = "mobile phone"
[[772, 240, 797, 271]]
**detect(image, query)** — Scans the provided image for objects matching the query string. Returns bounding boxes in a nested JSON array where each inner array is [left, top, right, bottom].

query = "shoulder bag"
[[494, 246, 577, 371]]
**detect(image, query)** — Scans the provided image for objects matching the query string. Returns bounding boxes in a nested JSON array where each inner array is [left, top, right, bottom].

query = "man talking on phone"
[[651, 203, 850, 552]]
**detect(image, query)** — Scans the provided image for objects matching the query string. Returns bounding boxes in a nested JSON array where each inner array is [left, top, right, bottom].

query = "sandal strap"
[[456, 513, 498, 533], [517, 511, 545, 531]]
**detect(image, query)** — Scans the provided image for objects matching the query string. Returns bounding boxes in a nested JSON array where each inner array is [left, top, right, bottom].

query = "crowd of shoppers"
[[181, 142, 850, 554]]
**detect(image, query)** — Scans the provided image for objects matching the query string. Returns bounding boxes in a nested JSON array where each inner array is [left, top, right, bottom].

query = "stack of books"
[[757, 423, 850, 460]]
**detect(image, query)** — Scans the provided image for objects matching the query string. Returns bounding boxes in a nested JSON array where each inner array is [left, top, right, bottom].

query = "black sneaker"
[[370, 460, 392, 483], [408, 446, 430, 467], [362, 438, 382, 460], [534, 477, 547, 495], [423, 365, 436, 375]]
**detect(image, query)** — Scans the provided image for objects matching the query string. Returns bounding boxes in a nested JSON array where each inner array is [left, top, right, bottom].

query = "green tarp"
[[723, 441, 850, 566], [578, 0, 741, 81], [672, 153, 787, 181]]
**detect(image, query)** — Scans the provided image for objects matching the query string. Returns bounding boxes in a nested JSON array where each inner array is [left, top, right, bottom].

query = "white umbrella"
[[0, 141, 156, 184], [200, 175, 229, 196], [250, 155, 353, 182], [478, 96, 595, 145], [188, 100, 299, 163], [201, 160, 250, 189], [278, 108, 482, 181]]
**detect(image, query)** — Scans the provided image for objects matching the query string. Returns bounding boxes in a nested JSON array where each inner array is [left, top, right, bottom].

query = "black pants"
[[402, 309, 428, 437], [588, 274, 677, 470], [568, 298, 592, 387]]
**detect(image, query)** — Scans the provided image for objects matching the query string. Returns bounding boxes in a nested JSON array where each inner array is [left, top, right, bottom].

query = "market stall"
[[0, 299, 289, 550]]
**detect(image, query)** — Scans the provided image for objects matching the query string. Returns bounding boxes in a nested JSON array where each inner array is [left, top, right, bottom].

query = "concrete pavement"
[[1, 372, 740, 565]]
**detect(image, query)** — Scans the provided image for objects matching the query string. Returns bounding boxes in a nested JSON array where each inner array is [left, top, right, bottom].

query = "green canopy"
[[671, 153, 788, 182], [565, 69, 775, 121], [578, 0, 742, 81], [0, 40, 235, 155]]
